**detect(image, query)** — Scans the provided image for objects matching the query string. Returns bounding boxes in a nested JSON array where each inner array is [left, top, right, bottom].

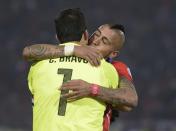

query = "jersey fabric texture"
[[28, 42, 119, 131]]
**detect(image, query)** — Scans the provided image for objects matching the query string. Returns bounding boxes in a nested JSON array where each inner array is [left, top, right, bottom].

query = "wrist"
[[64, 45, 74, 56], [89, 84, 100, 96], [73, 46, 79, 56]]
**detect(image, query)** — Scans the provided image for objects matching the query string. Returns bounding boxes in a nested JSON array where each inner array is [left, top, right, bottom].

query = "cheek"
[[98, 47, 110, 56], [91, 46, 105, 54], [102, 47, 113, 55]]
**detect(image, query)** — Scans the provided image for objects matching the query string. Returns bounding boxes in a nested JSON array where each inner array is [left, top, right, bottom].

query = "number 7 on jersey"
[[58, 68, 73, 116]]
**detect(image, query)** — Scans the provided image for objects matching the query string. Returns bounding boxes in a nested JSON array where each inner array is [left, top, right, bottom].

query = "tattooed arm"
[[23, 44, 65, 61], [96, 77, 138, 111], [23, 44, 103, 66], [61, 77, 138, 112]]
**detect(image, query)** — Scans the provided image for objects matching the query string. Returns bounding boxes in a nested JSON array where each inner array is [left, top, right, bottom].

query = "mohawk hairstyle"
[[109, 24, 125, 34]]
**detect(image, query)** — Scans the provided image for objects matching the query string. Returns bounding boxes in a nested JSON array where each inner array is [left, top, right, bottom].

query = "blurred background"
[[0, 0, 176, 130]]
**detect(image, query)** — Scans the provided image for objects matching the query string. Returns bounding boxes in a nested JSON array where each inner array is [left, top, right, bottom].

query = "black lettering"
[[78, 57, 82, 63], [59, 57, 65, 62], [71, 56, 77, 62], [83, 59, 88, 63], [58, 56, 88, 64], [65, 56, 71, 62], [49, 59, 54, 63]]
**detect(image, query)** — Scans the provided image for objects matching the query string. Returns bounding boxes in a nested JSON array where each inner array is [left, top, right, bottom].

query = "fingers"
[[61, 91, 84, 101], [61, 79, 90, 88], [62, 80, 81, 87], [67, 95, 82, 101], [74, 45, 103, 67], [60, 80, 85, 91], [87, 54, 99, 67], [85, 56, 95, 66], [60, 79, 86, 91], [61, 90, 83, 101], [59, 79, 91, 101], [89, 46, 103, 59], [89, 47, 103, 66], [60, 85, 80, 91], [87, 51, 102, 67], [61, 91, 79, 98]]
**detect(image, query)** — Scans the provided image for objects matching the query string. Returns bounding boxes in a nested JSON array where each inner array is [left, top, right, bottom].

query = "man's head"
[[89, 24, 125, 59], [55, 8, 87, 43]]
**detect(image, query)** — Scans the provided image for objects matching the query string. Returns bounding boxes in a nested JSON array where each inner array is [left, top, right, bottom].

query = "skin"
[[61, 78, 137, 109], [88, 24, 123, 58], [23, 24, 138, 111], [23, 38, 103, 67], [61, 25, 138, 110]]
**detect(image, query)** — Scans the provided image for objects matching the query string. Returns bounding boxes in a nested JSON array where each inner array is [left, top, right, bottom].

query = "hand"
[[60, 79, 92, 101], [74, 45, 103, 66]]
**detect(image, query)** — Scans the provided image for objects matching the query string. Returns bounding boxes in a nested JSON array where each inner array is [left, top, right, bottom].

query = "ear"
[[55, 34, 61, 42], [83, 30, 89, 40], [55, 34, 58, 40], [109, 51, 119, 59], [80, 30, 89, 45]]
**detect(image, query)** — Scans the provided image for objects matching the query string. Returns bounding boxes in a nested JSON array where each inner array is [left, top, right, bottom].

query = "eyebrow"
[[96, 28, 101, 35], [95, 28, 112, 45]]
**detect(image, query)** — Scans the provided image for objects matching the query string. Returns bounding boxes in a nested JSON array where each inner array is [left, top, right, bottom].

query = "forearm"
[[96, 87, 135, 107], [95, 77, 138, 109], [23, 44, 64, 61], [61, 78, 138, 112]]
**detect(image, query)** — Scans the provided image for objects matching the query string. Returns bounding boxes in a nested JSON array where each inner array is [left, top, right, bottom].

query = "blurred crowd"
[[0, 0, 176, 130]]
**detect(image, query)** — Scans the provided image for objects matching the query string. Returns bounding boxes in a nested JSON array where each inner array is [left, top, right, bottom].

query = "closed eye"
[[102, 37, 111, 45]]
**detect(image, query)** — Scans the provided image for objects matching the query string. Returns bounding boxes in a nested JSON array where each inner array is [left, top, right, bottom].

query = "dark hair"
[[109, 24, 125, 34], [55, 8, 87, 43]]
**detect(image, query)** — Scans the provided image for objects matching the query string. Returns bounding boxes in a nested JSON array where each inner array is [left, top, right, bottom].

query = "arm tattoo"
[[96, 87, 133, 106], [119, 76, 136, 90], [24, 44, 64, 60], [28, 45, 49, 57], [95, 77, 137, 107]]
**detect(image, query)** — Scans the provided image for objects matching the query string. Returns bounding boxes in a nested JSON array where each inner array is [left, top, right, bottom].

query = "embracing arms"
[[60, 77, 138, 112], [23, 44, 103, 66], [23, 43, 138, 111], [23, 44, 65, 61]]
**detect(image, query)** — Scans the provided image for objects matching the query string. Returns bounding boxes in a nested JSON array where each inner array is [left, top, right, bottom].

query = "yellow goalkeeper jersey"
[[28, 42, 119, 131]]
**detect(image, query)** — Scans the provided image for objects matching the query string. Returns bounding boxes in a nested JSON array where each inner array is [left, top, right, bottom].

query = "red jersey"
[[103, 61, 133, 131]]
